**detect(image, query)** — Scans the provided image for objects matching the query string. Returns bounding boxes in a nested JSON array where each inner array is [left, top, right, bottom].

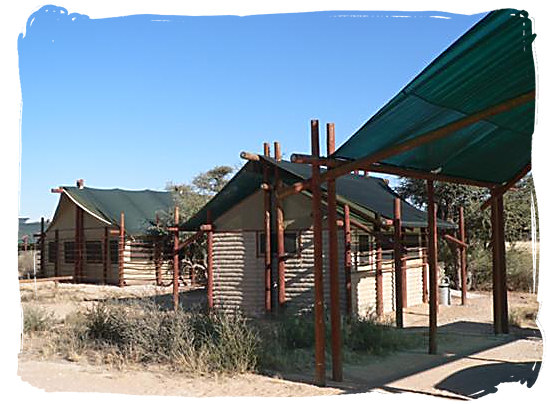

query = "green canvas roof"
[[183, 157, 456, 231], [333, 9, 536, 186], [18, 218, 45, 244], [56, 187, 174, 235]]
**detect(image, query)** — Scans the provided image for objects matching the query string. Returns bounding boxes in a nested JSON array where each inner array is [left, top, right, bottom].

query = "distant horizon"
[[18, 6, 486, 221]]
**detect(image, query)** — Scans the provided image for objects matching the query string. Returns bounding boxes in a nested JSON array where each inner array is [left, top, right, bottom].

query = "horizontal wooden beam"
[[20, 275, 73, 284], [200, 224, 214, 231], [240, 151, 261, 161], [177, 230, 204, 252], [50, 187, 64, 193], [290, 156, 502, 189], [443, 233, 468, 249], [480, 163, 531, 210]]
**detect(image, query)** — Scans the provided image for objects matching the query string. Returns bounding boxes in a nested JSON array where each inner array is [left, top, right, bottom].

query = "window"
[[257, 232, 268, 256], [64, 241, 75, 264], [358, 234, 370, 253], [48, 242, 58, 263], [256, 231, 300, 257], [110, 240, 119, 263], [86, 241, 103, 264], [284, 232, 299, 255]]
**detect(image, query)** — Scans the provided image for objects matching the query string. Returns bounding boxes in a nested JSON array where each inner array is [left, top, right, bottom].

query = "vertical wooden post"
[[327, 123, 342, 382], [427, 180, 438, 354], [459, 207, 467, 305], [103, 227, 109, 284], [375, 216, 384, 317], [274, 141, 286, 308], [173, 206, 180, 310], [118, 212, 125, 287], [274, 141, 282, 161], [311, 119, 326, 387], [343, 204, 352, 316], [40, 217, 46, 276], [421, 228, 428, 304], [207, 210, 214, 310], [263, 143, 272, 313], [155, 214, 162, 286], [498, 196, 509, 334], [393, 198, 404, 328], [54, 229, 59, 278], [491, 194, 502, 334], [75, 206, 84, 283]]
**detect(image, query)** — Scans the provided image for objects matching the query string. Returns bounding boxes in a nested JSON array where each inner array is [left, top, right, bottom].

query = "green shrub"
[[343, 316, 419, 355], [468, 244, 535, 291], [23, 305, 54, 333], [60, 301, 259, 374]]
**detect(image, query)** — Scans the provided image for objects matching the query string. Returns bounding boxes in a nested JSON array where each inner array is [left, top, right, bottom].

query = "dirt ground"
[[17, 282, 543, 398]]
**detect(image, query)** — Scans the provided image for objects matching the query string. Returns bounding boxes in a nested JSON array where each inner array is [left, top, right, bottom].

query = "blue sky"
[[18, 5, 487, 221]]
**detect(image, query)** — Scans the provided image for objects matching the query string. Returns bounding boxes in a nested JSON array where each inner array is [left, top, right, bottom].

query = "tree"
[[167, 165, 234, 223]]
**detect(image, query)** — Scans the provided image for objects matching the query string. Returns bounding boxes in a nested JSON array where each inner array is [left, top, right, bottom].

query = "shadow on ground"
[[435, 361, 541, 398], [275, 321, 542, 398]]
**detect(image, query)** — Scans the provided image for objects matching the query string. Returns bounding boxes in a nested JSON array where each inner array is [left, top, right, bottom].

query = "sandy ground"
[[17, 282, 542, 398]]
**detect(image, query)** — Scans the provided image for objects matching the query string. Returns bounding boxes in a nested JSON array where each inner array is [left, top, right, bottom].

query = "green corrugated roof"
[[60, 187, 174, 235], [183, 158, 456, 230], [333, 9, 536, 185]]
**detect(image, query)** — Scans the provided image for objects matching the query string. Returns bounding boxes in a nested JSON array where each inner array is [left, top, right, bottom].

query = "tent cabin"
[[182, 156, 456, 317], [43, 180, 175, 285], [18, 217, 48, 251]]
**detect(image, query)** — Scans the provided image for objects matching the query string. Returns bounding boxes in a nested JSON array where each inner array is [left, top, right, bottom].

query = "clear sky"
[[18, 5, 487, 221]]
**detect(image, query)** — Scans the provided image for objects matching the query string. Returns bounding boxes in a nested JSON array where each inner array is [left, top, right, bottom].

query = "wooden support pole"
[[155, 214, 162, 286], [459, 207, 467, 305], [427, 180, 438, 354], [311, 119, 326, 387], [40, 217, 45, 276], [327, 122, 342, 382], [498, 196, 509, 334], [263, 160, 272, 313], [421, 228, 428, 304], [207, 210, 214, 310], [393, 199, 404, 328], [491, 194, 503, 334], [375, 216, 384, 317], [173, 206, 180, 310], [54, 229, 59, 278], [343, 204, 352, 316], [276, 196, 286, 308], [274, 143, 286, 309], [274, 141, 282, 162], [75, 206, 84, 283], [118, 212, 125, 287], [103, 227, 109, 284]]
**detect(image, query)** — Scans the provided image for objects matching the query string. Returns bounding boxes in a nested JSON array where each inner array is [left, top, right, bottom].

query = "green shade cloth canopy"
[[183, 157, 456, 230], [58, 187, 174, 235], [333, 9, 536, 186]]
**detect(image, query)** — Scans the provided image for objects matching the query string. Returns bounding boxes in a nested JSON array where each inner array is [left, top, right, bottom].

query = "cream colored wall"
[[214, 190, 314, 231]]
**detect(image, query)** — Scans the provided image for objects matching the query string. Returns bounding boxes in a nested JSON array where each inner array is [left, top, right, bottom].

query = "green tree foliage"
[[395, 175, 537, 290], [167, 165, 234, 223]]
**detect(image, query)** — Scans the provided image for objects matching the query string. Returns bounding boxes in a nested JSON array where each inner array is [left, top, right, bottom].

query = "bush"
[[468, 244, 536, 291], [59, 301, 259, 374], [343, 316, 419, 355], [23, 305, 54, 333]]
